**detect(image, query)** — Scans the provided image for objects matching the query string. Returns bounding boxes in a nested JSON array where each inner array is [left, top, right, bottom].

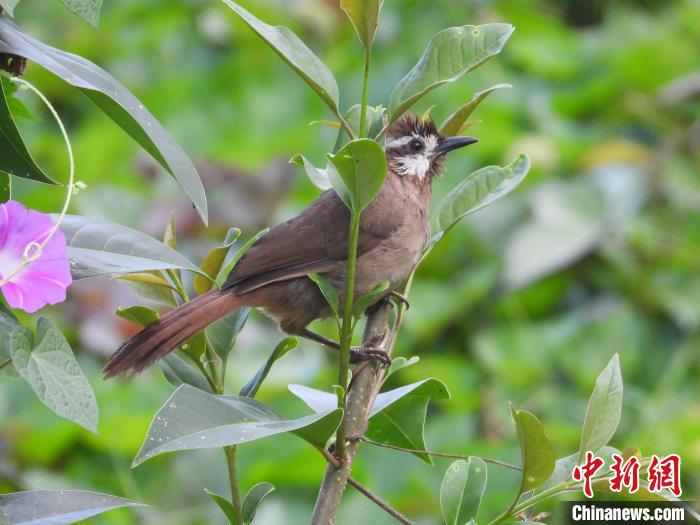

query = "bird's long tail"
[[103, 288, 242, 378]]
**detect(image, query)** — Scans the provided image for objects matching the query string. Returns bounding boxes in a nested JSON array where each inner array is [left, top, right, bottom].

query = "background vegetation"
[[0, 0, 698, 523]]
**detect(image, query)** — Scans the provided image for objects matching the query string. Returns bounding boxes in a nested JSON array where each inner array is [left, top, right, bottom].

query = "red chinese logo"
[[572, 451, 605, 498], [648, 454, 682, 497], [609, 454, 640, 493]]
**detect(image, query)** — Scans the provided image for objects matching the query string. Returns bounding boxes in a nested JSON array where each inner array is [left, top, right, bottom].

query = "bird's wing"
[[223, 188, 401, 294]]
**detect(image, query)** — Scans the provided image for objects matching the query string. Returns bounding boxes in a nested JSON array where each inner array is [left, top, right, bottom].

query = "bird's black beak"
[[434, 136, 479, 157]]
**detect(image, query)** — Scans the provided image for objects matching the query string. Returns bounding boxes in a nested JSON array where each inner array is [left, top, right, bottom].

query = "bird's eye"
[[409, 139, 423, 151]]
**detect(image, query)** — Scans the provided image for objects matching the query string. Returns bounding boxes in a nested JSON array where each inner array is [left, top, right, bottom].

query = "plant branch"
[[311, 301, 392, 524], [224, 445, 243, 525], [347, 477, 415, 525], [0, 358, 12, 370], [358, 437, 521, 471], [358, 47, 371, 137]]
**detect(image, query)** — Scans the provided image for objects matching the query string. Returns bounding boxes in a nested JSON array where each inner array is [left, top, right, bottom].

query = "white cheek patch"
[[393, 155, 431, 180]]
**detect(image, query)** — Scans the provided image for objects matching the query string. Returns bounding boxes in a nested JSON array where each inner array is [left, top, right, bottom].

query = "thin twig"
[[347, 477, 415, 525], [0, 358, 12, 371], [359, 436, 521, 471]]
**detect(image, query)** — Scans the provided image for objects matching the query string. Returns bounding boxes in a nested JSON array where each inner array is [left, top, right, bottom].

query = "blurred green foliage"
[[0, 0, 698, 523]]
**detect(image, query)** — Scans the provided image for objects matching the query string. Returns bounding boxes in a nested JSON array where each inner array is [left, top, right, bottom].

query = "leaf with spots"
[[510, 403, 555, 494], [133, 385, 342, 467], [10, 317, 99, 433], [440, 458, 487, 525]]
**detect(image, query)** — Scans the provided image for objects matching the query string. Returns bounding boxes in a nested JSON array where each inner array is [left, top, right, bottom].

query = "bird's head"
[[385, 113, 477, 183]]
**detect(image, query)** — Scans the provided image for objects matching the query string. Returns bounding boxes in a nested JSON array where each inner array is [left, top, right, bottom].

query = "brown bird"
[[103, 114, 477, 377]]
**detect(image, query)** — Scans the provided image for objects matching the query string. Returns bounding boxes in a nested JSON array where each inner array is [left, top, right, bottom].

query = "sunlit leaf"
[[578, 354, 623, 463], [439, 83, 512, 136], [440, 458, 487, 525], [242, 482, 275, 524], [340, 0, 383, 48], [0, 17, 208, 222], [388, 24, 514, 122], [215, 228, 269, 287], [385, 356, 419, 379], [222, 1, 339, 114], [0, 490, 144, 524], [194, 227, 241, 295], [61, 0, 103, 28], [327, 138, 387, 212], [116, 272, 177, 306], [0, 74, 54, 184], [510, 404, 555, 494], [205, 489, 236, 525], [239, 337, 298, 398], [57, 214, 201, 279], [309, 273, 340, 319], [115, 305, 158, 327], [10, 317, 99, 433], [133, 385, 342, 466], [434, 154, 530, 235], [290, 154, 332, 191]]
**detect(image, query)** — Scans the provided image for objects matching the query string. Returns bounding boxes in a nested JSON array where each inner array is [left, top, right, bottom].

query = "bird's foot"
[[389, 291, 410, 310], [349, 343, 391, 367]]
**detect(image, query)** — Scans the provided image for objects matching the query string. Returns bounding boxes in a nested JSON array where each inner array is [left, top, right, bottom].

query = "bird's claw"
[[389, 291, 410, 310], [349, 345, 391, 367]]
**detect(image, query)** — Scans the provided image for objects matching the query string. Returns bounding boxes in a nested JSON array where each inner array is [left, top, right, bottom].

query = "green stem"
[[358, 47, 371, 138], [0, 358, 11, 370], [0, 77, 75, 287], [335, 210, 361, 460], [224, 445, 243, 525]]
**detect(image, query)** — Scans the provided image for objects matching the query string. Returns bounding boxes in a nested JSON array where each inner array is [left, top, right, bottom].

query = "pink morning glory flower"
[[0, 200, 72, 313]]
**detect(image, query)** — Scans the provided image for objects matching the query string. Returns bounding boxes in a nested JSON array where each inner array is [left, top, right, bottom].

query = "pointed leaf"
[[333, 104, 385, 152], [291, 154, 332, 191], [434, 154, 530, 235], [10, 318, 99, 433], [340, 0, 383, 48], [215, 228, 269, 287], [133, 385, 342, 466], [0, 17, 208, 222], [578, 354, 623, 463], [58, 214, 201, 279], [0, 74, 54, 183], [327, 138, 387, 212], [388, 24, 514, 121], [116, 272, 177, 306], [510, 404, 555, 494], [352, 280, 389, 319], [205, 489, 237, 525], [222, 1, 339, 113], [440, 458, 487, 525], [207, 308, 251, 361], [240, 337, 298, 398], [385, 356, 419, 379], [115, 305, 159, 327], [0, 490, 144, 524], [61, 0, 103, 28], [194, 227, 241, 295], [309, 273, 340, 319], [439, 83, 512, 136], [161, 352, 213, 393], [242, 482, 275, 524]]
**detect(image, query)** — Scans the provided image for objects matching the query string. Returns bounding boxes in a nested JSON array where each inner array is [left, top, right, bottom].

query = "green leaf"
[[340, 0, 383, 48], [58, 214, 202, 279], [1, 75, 33, 120], [222, 1, 339, 114], [0, 17, 208, 223], [242, 482, 275, 524], [163, 210, 178, 250], [352, 280, 389, 320], [115, 305, 159, 327], [161, 352, 213, 393], [215, 228, 269, 287], [388, 24, 514, 122], [10, 318, 99, 433], [207, 308, 251, 361], [132, 385, 342, 466], [239, 337, 298, 398], [0, 172, 9, 202], [0, 490, 144, 524], [510, 404, 555, 494], [0, 1, 20, 17], [289, 378, 449, 464], [0, 301, 19, 378], [290, 154, 332, 191], [385, 356, 419, 379], [438, 83, 512, 136], [327, 138, 387, 212], [308, 273, 340, 319], [194, 227, 241, 295], [334, 104, 385, 152], [578, 354, 623, 463], [434, 154, 531, 235], [204, 490, 237, 524], [116, 272, 177, 306], [440, 458, 487, 525], [61, 0, 103, 28], [0, 74, 54, 184]]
